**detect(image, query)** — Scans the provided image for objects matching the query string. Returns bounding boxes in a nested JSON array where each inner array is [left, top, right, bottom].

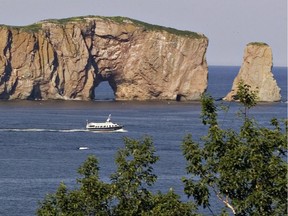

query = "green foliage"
[[59, 15, 204, 38], [37, 156, 112, 216], [229, 80, 258, 119], [43, 16, 90, 25], [3, 15, 205, 39], [37, 136, 197, 216], [18, 23, 42, 32], [233, 80, 258, 119], [200, 94, 218, 126], [147, 190, 196, 216], [182, 93, 287, 215], [0, 23, 42, 33], [110, 137, 159, 215], [235, 80, 258, 109], [248, 42, 268, 46], [118, 17, 204, 39]]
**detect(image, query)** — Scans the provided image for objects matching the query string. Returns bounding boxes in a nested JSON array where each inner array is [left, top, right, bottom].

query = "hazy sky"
[[0, 0, 287, 66]]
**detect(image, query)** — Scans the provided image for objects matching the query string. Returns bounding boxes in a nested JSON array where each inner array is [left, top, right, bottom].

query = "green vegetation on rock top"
[[42, 16, 89, 24], [19, 23, 43, 32], [248, 42, 268, 46], [0, 15, 206, 39], [44, 15, 206, 39], [105, 16, 206, 39], [0, 23, 42, 33]]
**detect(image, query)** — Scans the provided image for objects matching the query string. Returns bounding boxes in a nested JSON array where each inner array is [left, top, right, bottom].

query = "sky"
[[0, 0, 287, 66]]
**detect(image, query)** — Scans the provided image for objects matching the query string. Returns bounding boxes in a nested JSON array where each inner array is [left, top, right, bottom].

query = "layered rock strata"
[[0, 16, 208, 100], [224, 43, 281, 102]]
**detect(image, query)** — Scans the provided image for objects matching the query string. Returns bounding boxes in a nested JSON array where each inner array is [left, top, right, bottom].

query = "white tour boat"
[[86, 114, 123, 132]]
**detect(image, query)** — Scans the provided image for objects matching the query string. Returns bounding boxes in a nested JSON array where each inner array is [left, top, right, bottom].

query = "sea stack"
[[224, 42, 281, 102], [0, 16, 208, 101]]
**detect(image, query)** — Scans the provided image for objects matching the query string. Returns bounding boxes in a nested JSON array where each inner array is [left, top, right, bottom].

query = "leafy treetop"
[[181, 82, 287, 215]]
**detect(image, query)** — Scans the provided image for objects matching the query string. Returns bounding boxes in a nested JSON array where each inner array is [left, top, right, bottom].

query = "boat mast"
[[106, 114, 111, 122]]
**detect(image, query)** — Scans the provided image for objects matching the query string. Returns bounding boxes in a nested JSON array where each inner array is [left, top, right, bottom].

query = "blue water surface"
[[0, 66, 286, 215]]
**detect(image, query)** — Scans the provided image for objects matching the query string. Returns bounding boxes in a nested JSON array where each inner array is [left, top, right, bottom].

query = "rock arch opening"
[[93, 81, 115, 101], [176, 94, 182, 102]]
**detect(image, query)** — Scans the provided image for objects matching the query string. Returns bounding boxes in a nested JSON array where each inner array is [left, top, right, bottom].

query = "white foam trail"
[[0, 128, 49, 132], [0, 128, 128, 133], [0, 128, 86, 133], [78, 147, 89, 150], [58, 129, 87, 133], [88, 128, 128, 133], [115, 129, 128, 133]]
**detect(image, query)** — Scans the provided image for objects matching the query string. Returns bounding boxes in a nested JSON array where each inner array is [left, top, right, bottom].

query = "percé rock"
[[0, 16, 208, 101], [224, 42, 281, 102]]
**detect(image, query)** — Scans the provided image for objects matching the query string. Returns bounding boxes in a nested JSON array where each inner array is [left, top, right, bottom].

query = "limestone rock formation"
[[0, 16, 208, 101], [224, 43, 281, 102]]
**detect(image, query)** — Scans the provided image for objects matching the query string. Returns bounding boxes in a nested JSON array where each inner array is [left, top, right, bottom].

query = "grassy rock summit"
[[224, 42, 281, 102], [0, 16, 208, 100]]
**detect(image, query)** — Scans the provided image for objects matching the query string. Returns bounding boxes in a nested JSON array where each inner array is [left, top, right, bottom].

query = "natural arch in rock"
[[0, 16, 209, 101], [93, 81, 115, 101], [92, 70, 117, 100]]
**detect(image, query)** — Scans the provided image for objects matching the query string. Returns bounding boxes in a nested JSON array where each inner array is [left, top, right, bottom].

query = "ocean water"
[[0, 66, 286, 215]]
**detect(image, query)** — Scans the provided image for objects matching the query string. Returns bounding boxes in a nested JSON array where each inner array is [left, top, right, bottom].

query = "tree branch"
[[214, 190, 236, 215]]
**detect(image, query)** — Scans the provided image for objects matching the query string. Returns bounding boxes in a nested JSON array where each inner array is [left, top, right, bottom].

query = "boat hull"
[[86, 126, 123, 132]]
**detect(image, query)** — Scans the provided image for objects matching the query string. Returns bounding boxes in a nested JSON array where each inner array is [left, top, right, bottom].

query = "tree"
[[37, 136, 197, 216], [110, 136, 159, 215], [232, 80, 258, 119], [37, 156, 112, 216], [181, 82, 287, 215]]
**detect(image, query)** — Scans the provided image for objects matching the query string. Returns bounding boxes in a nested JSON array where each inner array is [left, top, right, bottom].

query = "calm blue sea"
[[0, 66, 286, 216]]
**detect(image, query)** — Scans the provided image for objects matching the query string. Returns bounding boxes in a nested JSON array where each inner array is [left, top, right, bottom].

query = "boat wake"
[[88, 128, 128, 133], [0, 128, 128, 133], [78, 146, 89, 150], [0, 128, 86, 133]]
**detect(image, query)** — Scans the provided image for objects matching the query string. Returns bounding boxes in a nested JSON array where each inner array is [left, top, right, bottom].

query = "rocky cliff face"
[[224, 43, 281, 102], [0, 16, 208, 100]]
